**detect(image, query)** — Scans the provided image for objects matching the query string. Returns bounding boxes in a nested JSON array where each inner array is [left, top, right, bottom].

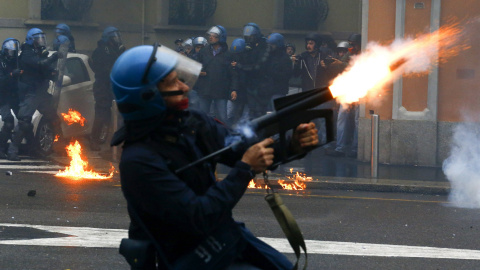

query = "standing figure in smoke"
[[235, 22, 273, 119], [195, 25, 231, 123], [0, 38, 21, 158], [90, 26, 125, 151], [327, 33, 362, 158], [110, 44, 319, 270], [53, 23, 76, 53], [228, 38, 248, 126], [7, 28, 59, 161], [266, 33, 292, 109]]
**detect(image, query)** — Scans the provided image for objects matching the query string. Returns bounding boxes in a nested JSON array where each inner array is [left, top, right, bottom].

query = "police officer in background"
[[110, 44, 319, 270], [265, 33, 292, 108], [53, 23, 76, 53], [90, 26, 125, 151], [0, 38, 21, 158], [7, 28, 59, 161], [236, 22, 272, 119]]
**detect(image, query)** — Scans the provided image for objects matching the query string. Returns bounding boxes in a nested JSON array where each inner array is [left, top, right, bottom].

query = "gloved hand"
[[49, 52, 59, 61], [10, 69, 22, 78], [41, 48, 49, 57]]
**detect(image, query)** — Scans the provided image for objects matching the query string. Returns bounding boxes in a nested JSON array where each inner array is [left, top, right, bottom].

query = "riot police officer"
[[90, 26, 125, 151], [53, 23, 76, 53], [110, 44, 318, 270], [7, 28, 59, 161], [0, 38, 21, 158]]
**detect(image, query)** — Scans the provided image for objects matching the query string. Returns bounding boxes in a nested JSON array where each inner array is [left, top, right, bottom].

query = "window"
[[283, 0, 329, 30], [168, 0, 217, 26], [41, 0, 93, 21], [65, 58, 89, 85]]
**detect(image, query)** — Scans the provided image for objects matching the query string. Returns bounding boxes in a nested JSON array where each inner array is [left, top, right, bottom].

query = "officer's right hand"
[[241, 138, 274, 173]]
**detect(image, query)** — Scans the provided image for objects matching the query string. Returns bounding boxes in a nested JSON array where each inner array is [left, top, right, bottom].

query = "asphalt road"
[[0, 160, 479, 270]]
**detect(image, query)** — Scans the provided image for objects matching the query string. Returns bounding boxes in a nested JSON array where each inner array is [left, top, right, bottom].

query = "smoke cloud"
[[443, 118, 480, 208]]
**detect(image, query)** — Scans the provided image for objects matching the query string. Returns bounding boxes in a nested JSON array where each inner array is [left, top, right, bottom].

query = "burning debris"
[[248, 169, 314, 190], [55, 140, 114, 180], [61, 108, 86, 126]]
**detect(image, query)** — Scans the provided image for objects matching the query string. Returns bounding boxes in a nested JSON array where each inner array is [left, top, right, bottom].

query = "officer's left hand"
[[292, 122, 318, 149]]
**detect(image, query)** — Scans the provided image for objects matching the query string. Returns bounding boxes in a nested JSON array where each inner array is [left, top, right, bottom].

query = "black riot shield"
[[51, 39, 70, 111]]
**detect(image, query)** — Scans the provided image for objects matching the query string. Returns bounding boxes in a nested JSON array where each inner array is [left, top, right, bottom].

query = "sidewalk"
[[219, 146, 450, 195]]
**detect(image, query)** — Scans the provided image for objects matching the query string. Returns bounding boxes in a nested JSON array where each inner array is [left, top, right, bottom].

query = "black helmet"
[[348, 33, 361, 45], [305, 32, 322, 49], [285, 42, 296, 54]]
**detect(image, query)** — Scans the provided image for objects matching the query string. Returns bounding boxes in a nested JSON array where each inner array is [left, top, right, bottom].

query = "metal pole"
[[111, 100, 118, 162], [371, 113, 379, 178]]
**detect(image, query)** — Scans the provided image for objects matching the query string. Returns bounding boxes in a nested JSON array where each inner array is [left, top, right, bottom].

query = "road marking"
[[1, 223, 480, 260], [0, 165, 63, 170]]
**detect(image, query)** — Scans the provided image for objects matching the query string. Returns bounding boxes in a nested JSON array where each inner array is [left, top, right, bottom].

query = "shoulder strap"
[[265, 193, 308, 270]]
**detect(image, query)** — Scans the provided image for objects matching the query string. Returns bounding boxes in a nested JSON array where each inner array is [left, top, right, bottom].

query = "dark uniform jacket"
[[18, 43, 56, 89], [196, 43, 231, 99], [91, 40, 123, 101], [118, 110, 293, 269], [270, 49, 293, 97]]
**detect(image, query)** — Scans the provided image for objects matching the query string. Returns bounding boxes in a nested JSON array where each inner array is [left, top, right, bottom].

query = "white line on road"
[[0, 165, 63, 170], [1, 223, 480, 260]]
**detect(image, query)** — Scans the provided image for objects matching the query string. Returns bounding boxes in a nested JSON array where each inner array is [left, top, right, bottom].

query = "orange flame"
[[61, 109, 86, 126], [278, 179, 306, 190], [247, 170, 313, 190], [330, 21, 469, 105], [55, 140, 114, 180], [54, 135, 60, 142]]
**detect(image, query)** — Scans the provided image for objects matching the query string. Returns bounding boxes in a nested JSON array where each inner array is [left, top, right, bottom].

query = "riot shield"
[[51, 39, 70, 111]]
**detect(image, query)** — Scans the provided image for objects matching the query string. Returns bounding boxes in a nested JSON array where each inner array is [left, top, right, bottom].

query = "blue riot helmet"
[[230, 38, 246, 54], [26, 28, 47, 47], [55, 23, 71, 36], [2, 38, 20, 60], [182, 38, 193, 50], [206, 25, 227, 44], [102, 26, 123, 47], [243, 23, 262, 47], [266, 33, 285, 50], [53, 35, 69, 51], [111, 44, 202, 121]]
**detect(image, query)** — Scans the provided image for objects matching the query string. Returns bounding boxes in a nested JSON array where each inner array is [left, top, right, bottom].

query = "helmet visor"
[[3, 40, 19, 51], [157, 45, 201, 89], [110, 31, 123, 46], [206, 26, 222, 38], [33, 33, 46, 47]]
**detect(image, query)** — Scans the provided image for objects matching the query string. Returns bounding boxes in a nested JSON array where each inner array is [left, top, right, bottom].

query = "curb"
[[220, 174, 451, 196]]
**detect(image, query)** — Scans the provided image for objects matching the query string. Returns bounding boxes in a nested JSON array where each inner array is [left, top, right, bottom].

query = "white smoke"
[[443, 119, 480, 208]]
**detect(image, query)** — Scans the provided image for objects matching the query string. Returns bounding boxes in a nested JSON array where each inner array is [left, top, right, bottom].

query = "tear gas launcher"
[[175, 87, 335, 174]]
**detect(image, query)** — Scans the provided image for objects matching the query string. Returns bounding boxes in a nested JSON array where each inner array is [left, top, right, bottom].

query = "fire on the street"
[[55, 140, 114, 180], [329, 21, 469, 105], [61, 108, 86, 126], [248, 169, 313, 190]]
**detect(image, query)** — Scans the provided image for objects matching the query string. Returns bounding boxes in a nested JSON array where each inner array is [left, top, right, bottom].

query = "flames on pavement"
[[248, 169, 313, 190], [55, 109, 114, 180], [55, 140, 114, 180]]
